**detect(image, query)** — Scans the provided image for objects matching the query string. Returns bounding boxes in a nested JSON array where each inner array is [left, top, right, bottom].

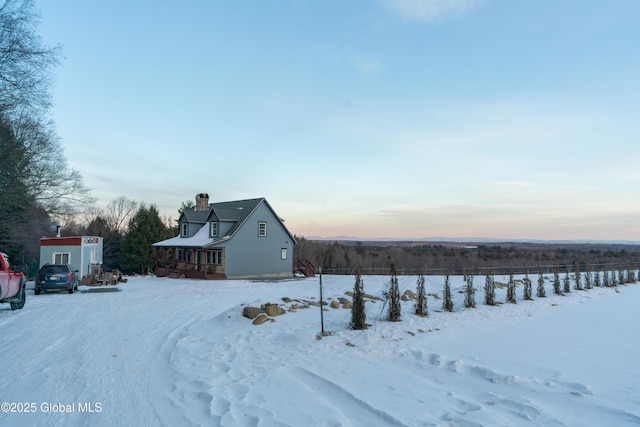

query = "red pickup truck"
[[0, 252, 26, 310]]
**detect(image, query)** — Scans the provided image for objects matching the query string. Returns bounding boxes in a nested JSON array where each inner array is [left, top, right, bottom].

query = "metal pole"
[[319, 266, 324, 334]]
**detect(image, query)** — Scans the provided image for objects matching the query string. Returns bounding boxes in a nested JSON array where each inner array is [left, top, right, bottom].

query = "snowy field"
[[0, 273, 638, 427]]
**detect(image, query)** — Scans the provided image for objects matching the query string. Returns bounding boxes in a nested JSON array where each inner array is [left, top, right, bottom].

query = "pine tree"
[[553, 264, 562, 294], [537, 265, 546, 297], [415, 272, 428, 317], [121, 204, 173, 274], [464, 271, 476, 308], [484, 270, 496, 306], [385, 264, 401, 321], [350, 270, 367, 330], [507, 270, 517, 304], [442, 270, 453, 312]]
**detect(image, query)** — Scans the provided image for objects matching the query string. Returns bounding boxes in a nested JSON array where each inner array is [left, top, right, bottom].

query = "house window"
[[176, 248, 184, 261], [207, 249, 223, 265], [281, 248, 287, 260], [181, 222, 188, 237], [258, 221, 267, 237], [210, 222, 218, 237], [54, 253, 70, 264]]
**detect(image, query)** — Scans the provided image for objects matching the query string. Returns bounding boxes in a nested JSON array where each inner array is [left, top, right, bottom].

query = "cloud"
[[380, 0, 484, 21], [351, 53, 382, 75]]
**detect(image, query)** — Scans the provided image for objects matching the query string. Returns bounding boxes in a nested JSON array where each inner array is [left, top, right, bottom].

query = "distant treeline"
[[293, 237, 640, 275]]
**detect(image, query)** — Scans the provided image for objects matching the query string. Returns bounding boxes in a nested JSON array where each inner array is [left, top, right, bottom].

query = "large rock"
[[263, 303, 283, 317], [403, 289, 416, 299], [330, 300, 340, 309], [252, 314, 269, 325], [243, 306, 264, 319]]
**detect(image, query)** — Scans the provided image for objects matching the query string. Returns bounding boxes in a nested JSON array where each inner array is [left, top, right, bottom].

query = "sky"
[[33, 0, 640, 241]]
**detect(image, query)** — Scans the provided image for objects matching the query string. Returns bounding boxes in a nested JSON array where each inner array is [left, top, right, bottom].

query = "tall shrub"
[[350, 270, 366, 330], [506, 270, 517, 304], [484, 270, 496, 306], [464, 271, 476, 308], [442, 270, 453, 312], [563, 267, 571, 293], [574, 261, 583, 290], [537, 266, 546, 298], [415, 272, 428, 317], [523, 268, 532, 301], [553, 264, 561, 294], [385, 265, 401, 321]]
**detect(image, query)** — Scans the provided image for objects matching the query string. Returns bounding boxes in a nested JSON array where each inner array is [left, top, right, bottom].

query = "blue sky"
[[35, 0, 640, 240]]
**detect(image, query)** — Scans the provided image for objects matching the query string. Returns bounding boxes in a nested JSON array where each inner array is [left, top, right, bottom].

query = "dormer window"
[[210, 222, 218, 237], [181, 223, 188, 237]]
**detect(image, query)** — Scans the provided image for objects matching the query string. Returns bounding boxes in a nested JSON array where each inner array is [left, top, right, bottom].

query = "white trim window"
[[258, 221, 267, 237], [181, 222, 188, 237], [281, 248, 287, 260], [207, 249, 223, 265], [53, 252, 70, 264], [210, 222, 218, 238]]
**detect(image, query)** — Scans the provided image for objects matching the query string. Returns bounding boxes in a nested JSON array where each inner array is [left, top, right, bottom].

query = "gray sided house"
[[39, 236, 104, 278], [153, 194, 297, 279]]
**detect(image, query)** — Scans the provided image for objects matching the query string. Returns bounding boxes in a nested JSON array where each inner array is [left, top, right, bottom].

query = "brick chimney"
[[195, 193, 209, 211]]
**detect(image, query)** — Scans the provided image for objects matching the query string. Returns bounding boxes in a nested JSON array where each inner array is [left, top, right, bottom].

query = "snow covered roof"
[[152, 222, 225, 248], [152, 197, 295, 248]]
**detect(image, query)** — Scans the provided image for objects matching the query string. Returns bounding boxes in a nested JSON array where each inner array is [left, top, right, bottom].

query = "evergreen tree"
[[506, 270, 517, 304], [385, 265, 401, 321], [627, 261, 636, 284], [484, 270, 496, 306], [553, 264, 562, 294], [523, 268, 533, 300], [121, 204, 172, 274], [537, 266, 546, 298], [350, 270, 366, 330], [563, 267, 571, 293], [415, 272, 428, 317], [618, 262, 625, 285], [464, 271, 476, 308], [584, 264, 593, 290], [574, 261, 583, 290], [442, 270, 453, 312]]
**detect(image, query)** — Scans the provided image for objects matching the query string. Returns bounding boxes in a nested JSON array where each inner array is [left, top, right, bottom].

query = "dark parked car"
[[35, 264, 79, 294]]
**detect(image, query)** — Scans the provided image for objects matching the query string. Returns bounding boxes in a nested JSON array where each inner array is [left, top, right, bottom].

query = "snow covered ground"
[[0, 273, 638, 426]]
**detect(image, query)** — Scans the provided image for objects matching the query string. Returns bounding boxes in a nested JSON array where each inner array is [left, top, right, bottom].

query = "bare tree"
[[0, 0, 61, 115], [105, 196, 138, 233]]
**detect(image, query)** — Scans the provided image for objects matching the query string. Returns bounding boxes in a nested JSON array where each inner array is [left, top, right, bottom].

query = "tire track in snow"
[[282, 365, 408, 427]]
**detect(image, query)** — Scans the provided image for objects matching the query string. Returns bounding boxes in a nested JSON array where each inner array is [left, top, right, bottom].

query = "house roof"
[[152, 197, 296, 248]]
